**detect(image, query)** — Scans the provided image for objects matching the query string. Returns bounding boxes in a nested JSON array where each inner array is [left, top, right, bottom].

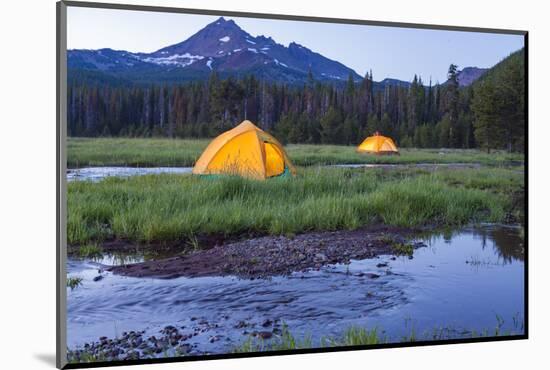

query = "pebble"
[[68, 325, 204, 363], [209, 335, 221, 343], [314, 253, 328, 262], [110, 228, 419, 279], [257, 331, 273, 339]]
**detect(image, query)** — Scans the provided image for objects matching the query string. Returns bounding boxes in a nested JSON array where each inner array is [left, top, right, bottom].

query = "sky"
[[67, 6, 524, 83]]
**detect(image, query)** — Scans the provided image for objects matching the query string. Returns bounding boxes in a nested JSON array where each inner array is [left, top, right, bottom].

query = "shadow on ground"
[[34, 353, 56, 367]]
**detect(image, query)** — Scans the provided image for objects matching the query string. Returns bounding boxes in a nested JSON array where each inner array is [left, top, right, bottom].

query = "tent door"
[[264, 142, 285, 177]]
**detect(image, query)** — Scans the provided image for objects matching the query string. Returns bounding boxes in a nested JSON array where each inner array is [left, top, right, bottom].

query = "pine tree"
[[445, 64, 461, 147], [342, 115, 359, 144], [320, 107, 343, 144], [472, 81, 500, 152], [66, 50, 524, 151]]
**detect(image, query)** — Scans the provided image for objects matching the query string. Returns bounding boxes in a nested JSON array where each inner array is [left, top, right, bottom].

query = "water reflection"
[[67, 167, 192, 182], [418, 224, 524, 264], [75, 245, 191, 266]]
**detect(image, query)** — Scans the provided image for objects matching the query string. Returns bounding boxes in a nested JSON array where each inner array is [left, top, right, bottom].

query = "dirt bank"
[[67, 233, 233, 257], [108, 226, 426, 279]]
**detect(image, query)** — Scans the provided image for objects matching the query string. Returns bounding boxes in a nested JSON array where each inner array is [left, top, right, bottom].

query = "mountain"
[[436, 66, 488, 88], [456, 67, 488, 86], [68, 17, 362, 85], [378, 78, 411, 88], [67, 17, 492, 89]]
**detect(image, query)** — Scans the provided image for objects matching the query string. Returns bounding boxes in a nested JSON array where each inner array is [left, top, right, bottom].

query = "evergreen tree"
[[320, 107, 343, 144], [66, 49, 524, 151], [445, 64, 461, 147], [342, 115, 359, 144], [472, 80, 504, 152]]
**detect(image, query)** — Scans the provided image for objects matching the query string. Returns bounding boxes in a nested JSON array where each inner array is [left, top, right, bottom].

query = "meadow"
[[67, 137, 524, 168], [68, 165, 523, 245], [66, 138, 525, 365]]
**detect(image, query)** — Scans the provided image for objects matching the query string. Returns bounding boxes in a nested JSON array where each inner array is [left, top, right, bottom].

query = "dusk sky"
[[67, 6, 524, 83]]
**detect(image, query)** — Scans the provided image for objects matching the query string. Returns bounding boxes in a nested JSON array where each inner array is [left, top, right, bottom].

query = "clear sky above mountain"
[[67, 6, 524, 83]]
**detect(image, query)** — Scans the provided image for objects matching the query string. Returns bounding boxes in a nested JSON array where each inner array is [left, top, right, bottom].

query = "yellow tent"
[[193, 120, 296, 180], [357, 132, 399, 155]]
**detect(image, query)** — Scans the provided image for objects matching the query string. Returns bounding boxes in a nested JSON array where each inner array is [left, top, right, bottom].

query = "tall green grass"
[[66, 276, 83, 290], [234, 316, 523, 353], [67, 167, 520, 245], [287, 145, 524, 166], [68, 137, 209, 168], [68, 137, 524, 168]]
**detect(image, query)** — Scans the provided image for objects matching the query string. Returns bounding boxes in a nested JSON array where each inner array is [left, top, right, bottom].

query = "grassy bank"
[[67, 318, 523, 363], [68, 137, 524, 168], [68, 166, 523, 245], [234, 318, 524, 353]]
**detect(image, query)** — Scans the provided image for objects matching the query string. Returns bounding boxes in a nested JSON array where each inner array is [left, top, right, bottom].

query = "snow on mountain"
[[140, 53, 204, 67]]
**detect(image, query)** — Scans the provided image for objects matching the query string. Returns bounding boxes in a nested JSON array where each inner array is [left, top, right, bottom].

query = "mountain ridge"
[[68, 17, 363, 85], [68, 16, 488, 88]]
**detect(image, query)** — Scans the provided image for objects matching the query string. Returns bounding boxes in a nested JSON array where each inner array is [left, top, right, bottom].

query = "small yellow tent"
[[357, 132, 399, 155], [193, 120, 296, 180]]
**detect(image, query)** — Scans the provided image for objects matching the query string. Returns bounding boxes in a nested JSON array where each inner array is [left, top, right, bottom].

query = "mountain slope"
[[470, 48, 524, 88], [456, 67, 488, 86], [68, 16, 495, 89]]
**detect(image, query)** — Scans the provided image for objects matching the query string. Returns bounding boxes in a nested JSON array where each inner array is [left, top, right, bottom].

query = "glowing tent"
[[192, 120, 296, 180], [357, 132, 399, 155]]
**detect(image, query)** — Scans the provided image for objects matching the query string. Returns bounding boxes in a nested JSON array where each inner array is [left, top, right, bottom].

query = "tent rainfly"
[[192, 120, 296, 180], [357, 132, 399, 155]]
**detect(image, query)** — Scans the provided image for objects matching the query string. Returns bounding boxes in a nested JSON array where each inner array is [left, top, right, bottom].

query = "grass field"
[[67, 166, 523, 245], [67, 137, 524, 168]]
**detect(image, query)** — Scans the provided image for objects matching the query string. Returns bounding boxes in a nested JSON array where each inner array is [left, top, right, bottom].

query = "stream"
[[67, 167, 192, 182], [67, 224, 524, 355]]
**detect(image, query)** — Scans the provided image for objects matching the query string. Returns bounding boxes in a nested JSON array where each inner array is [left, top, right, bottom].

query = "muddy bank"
[[108, 226, 425, 279], [68, 232, 231, 257]]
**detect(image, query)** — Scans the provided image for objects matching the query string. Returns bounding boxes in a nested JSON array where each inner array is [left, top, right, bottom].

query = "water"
[[66, 225, 524, 353], [67, 167, 192, 182]]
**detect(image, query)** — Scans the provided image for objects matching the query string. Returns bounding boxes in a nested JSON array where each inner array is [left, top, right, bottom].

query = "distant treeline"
[[67, 49, 525, 152]]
